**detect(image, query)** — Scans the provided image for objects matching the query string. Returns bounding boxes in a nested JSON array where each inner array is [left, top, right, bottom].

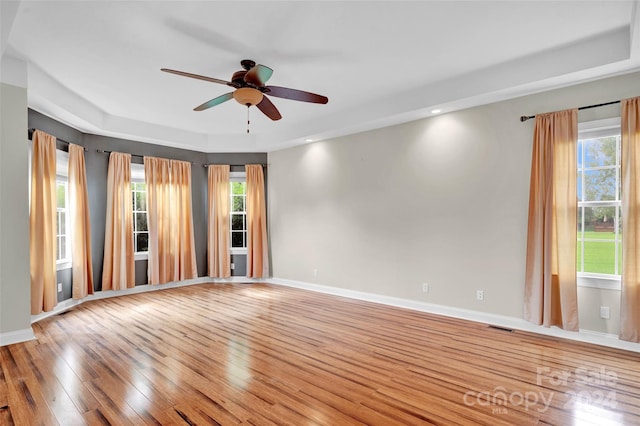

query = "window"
[[230, 173, 247, 252], [132, 181, 149, 253], [56, 180, 70, 263], [577, 119, 621, 278], [131, 162, 148, 254]]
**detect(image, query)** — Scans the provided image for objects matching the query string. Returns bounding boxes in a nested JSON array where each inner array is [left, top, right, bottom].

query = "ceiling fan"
[[161, 59, 328, 126]]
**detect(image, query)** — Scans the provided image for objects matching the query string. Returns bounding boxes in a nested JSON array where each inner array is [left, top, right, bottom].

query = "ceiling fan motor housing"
[[232, 70, 247, 86]]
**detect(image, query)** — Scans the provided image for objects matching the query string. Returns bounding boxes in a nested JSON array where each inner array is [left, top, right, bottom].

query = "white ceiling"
[[2, 1, 640, 152]]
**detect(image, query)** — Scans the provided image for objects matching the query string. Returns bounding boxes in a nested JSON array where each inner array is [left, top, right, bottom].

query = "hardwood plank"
[[2, 282, 639, 425]]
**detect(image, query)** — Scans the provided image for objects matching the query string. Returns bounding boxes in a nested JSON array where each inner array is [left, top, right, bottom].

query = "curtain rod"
[[97, 149, 196, 164], [519, 100, 621, 122], [203, 164, 266, 168], [97, 149, 265, 168], [97, 148, 144, 160], [28, 128, 87, 152]]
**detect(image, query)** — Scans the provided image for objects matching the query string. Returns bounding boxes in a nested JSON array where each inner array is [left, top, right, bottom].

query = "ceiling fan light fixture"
[[233, 87, 263, 106]]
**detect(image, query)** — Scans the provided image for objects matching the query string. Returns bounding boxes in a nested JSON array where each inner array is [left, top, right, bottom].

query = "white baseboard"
[[268, 277, 640, 354], [23, 275, 637, 353], [0, 327, 35, 346], [30, 276, 260, 324]]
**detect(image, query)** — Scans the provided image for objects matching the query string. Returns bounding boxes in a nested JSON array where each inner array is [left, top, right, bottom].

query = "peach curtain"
[[208, 165, 231, 278], [170, 160, 198, 281], [144, 157, 172, 284], [620, 97, 640, 342], [68, 144, 94, 299], [145, 157, 197, 284], [102, 152, 134, 291], [524, 109, 579, 331], [246, 164, 269, 278], [30, 130, 57, 314]]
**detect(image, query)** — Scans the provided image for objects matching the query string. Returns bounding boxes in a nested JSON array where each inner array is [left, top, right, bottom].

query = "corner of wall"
[[0, 328, 35, 347]]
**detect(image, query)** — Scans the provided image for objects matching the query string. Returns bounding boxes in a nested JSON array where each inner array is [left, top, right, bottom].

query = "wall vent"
[[488, 325, 514, 333]]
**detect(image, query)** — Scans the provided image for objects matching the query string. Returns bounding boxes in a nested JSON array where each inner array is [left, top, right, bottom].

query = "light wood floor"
[[1, 283, 639, 425]]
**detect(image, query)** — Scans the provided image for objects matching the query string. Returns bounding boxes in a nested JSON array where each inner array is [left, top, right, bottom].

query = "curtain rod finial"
[[520, 115, 533, 122]]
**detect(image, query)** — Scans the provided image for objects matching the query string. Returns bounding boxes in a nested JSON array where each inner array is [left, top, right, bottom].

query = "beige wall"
[[268, 72, 640, 332], [0, 82, 32, 341]]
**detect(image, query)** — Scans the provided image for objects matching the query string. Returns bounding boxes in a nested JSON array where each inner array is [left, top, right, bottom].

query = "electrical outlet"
[[57, 283, 62, 292], [476, 290, 484, 301], [230, 263, 235, 270], [600, 306, 610, 319], [422, 283, 429, 293]]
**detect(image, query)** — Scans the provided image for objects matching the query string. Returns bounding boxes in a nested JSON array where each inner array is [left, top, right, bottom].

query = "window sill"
[[56, 260, 72, 271], [135, 252, 148, 261], [577, 274, 621, 291], [230, 248, 247, 256]]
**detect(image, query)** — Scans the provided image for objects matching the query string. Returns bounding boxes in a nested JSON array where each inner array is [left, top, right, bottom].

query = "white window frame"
[[131, 163, 148, 261], [55, 178, 72, 270], [576, 117, 622, 291], [230, 171, 247, 255], [55, 149, 71, 270]]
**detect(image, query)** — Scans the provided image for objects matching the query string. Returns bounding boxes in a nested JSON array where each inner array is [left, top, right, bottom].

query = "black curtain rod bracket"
[[520, 100, 621, 123]]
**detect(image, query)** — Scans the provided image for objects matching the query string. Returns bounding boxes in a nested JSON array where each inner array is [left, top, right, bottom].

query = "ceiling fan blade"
[[161, 68, 236, 87], [194, 92, 234, 111], [244, 64, 273, 87], [265, 86, 328, 104], [256, 96, 282, 121]]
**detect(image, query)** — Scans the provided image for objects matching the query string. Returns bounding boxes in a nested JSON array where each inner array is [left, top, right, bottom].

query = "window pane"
[[232, 196, 245, 212], [581, 206, 616, 234], [231, 231, 244, 247], [136, 212, 148, 232], [57, 183, 66, 208], [618, 241, 622, 275], [60, 211, 66, 234], [577, 140, 583, 169], [136, 190, 147, 211], [576, 242, 582, 273], [583, 241, 616, 274], [577, 172, 583, 202], [232, 182, 245, 195], [583, 137, 617, 168], [60, 236, 66, 260], [583, 169, 617, 201], [231, 214, 244, 230], [136, 233, 149, 252]]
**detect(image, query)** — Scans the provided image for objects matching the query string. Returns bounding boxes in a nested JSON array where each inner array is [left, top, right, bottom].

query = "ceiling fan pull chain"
[[247, 105, 250, 134]]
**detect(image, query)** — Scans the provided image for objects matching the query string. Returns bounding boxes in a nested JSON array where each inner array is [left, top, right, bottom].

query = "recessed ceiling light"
[[305, 138, 313, 142], [431, 109, 441, 114]]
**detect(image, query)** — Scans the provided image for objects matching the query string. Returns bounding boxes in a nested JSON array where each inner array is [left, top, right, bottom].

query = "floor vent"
[[488, 325, 514, 333]]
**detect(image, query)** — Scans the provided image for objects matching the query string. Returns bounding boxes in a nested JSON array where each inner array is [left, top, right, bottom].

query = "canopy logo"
[[462, 365, 617, 415]]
